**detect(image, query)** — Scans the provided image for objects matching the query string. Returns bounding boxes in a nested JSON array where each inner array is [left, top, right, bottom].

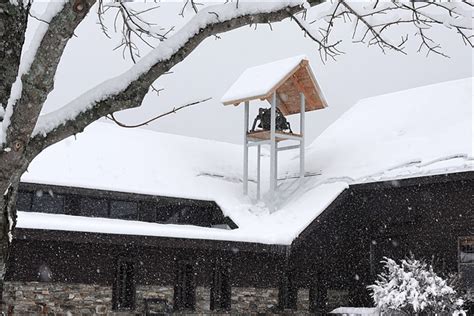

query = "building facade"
[[2, 171, 473, 315]]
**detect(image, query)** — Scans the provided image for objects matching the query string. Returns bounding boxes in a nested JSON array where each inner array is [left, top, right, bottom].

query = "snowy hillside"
[[18, 77, 472, 245]]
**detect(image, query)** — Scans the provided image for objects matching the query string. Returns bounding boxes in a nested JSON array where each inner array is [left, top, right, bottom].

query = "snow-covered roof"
[[18, 77, 472, 245], [221, 55, 327, 115]]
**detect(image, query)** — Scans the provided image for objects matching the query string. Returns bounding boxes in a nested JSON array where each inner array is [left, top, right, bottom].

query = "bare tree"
[[0, 0, 471, 284]]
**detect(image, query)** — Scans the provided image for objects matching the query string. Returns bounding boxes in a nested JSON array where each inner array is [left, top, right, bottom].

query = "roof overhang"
[[222, 56, 328, 116]]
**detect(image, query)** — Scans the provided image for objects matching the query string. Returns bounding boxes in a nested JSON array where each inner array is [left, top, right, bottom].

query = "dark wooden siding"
[[291, 172, 473, 309], [16, 182, 236, 229], [5, 233, 286, 289], [5, 172, 472, 313]]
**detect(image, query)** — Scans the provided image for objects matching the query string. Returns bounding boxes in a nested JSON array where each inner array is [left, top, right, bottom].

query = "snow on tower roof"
[[221, 55, 327, 115], [18, 77, 472, 245]]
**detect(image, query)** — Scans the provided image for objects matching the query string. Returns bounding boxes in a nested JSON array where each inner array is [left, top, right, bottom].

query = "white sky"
[[34, 1, 473, 144]]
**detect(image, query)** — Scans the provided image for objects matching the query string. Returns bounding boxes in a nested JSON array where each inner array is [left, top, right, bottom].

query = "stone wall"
[[135, 284, 174, 313], [297, 289, 309, 311], [2, 281, 112, 315], [3, 282, 311, 315], [196, 286, 211, 312], [231, 287, 279, 313]]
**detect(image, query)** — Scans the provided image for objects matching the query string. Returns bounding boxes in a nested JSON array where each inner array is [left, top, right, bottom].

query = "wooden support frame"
[[300, 93, 305, 181], [241, 91, 306, 201], [277, 145, 300, 152], [243, 101, 249, 195], [270, 92, 277, 195], [274, 132, 302, 141], [257, 145, 261, 200]]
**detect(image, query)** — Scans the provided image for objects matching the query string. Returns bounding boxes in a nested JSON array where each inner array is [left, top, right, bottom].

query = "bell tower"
[[221, 55, 328, 200]]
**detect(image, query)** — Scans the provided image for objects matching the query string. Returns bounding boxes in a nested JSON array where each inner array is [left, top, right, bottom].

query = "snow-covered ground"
[[18, 77, 473, 245]]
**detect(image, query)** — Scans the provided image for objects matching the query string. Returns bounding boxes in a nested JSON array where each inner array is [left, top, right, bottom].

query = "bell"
[[251, 107, 293, 133]]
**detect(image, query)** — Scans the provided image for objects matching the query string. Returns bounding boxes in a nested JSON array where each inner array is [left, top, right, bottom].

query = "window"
[[139, 201, 157, 222], [309, 275, 327, 313], [174, 261, 195, 311], [113, 259, 135, 310], [210, 259, 231, 311], [16, 192, 32, 212], [64, 195, 81, 215], [31, 190, 64, 214], [278, 272, 297, 310], [110, 200, 138, 220], [459, 237, 474, 264], [165, 206, 191, 224], [80, 197, 109, 218]]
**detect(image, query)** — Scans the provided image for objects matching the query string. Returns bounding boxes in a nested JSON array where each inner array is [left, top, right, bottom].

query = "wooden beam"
[[223, 62, 305, 106], [301, 62, 329, 109], [243, 101, 249, 195], [300, 92, 305, 181], [291, 72, 314, 110], [270, 92, 277, 195]]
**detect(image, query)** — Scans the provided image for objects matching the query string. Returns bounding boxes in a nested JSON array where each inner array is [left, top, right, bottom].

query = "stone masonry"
[[297, 289, 310, 312], [3, 282, 311, 315], [2, 281, 112, 315], [230, 287, 279, 313]]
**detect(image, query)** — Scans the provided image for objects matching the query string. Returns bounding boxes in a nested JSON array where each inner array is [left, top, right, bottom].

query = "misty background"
[[32, 2, 472, 144]]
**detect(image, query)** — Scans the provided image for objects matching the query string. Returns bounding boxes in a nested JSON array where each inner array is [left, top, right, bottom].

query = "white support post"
[[299, 93, 305, 181], [257, 144, 261, 200], [243, 101, 249, 195], [270, 92, 277, 195], [275, 141, 278, 181]]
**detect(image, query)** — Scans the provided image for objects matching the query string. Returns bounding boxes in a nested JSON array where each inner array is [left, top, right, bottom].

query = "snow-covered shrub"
[[368, 257, 465, 315]]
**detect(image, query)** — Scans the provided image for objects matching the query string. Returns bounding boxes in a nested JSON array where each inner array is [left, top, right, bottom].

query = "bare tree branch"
[[0, 0, 95, 210], [341, 1, 407, 55], [292, 13, 343, 61], [4, 0, 95, 150], [27, 2, 319, 160], [0, 0, 471, 289], [107, 97, 212, 128], [98, 0, 174, 62]]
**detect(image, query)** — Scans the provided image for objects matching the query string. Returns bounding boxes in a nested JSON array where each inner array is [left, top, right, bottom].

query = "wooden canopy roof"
[[221, 56, 328, 116]]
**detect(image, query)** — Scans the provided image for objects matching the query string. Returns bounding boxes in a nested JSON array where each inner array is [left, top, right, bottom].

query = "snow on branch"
[[7, 0, 472, 162], [32, 1, 307, 139], [292, 13, 343, 61], [97, 1, 174, 62], [296, 0, 473, 61], [368, 256, 465, 314], [0, 0, 67, 145]]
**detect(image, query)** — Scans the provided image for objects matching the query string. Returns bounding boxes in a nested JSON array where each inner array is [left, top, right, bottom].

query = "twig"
[[107, 97, 212, 129]]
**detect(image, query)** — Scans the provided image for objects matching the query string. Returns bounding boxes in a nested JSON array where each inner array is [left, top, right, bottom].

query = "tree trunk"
[[0, 0, 28, 305], [0, 0, 29, 112], [0, 178, 18, 308]]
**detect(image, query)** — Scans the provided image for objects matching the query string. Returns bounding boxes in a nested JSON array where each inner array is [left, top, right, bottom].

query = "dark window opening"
[[459, 236, 474, 264], [110, 200, 138, 220], [210, 259, 231, 311], [17, 185, 237, 229], [309, 277, 327, 313], [174, 261, 195, 311], [16, 192, 32, 212], [113, 260, 135, 310], [153, 201, 237, 229], [31, 191, 64, 214], [139, 201, 157, 222], [278, 272, 297, 310], [80, 197, 109, 218], [64, 195, 80, 215], [155, 204, 174, 222]]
